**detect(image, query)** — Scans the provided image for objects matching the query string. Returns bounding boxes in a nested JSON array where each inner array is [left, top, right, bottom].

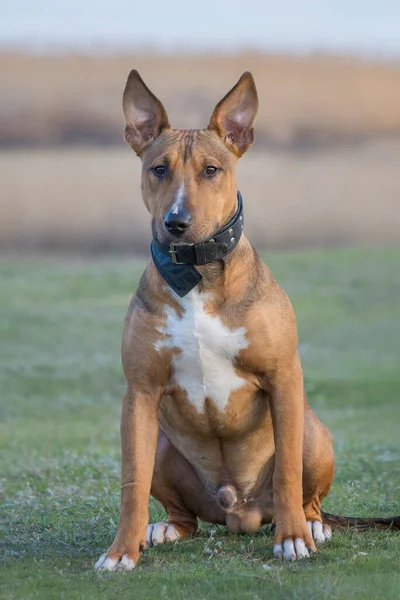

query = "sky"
[[1, 0, 400, 55]]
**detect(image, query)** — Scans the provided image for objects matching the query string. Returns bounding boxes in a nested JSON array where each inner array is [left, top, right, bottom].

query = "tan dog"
[[95, 71, 399, 571]]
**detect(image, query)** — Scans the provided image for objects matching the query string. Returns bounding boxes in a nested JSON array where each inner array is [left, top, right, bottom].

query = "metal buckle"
[[169, 243, 185, 265]]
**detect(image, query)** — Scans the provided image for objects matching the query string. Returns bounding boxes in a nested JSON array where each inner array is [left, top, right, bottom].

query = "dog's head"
[[123, 70, 258, 245]]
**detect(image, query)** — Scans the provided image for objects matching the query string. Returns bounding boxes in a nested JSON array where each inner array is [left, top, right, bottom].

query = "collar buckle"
[[169, 243, 185, 265]]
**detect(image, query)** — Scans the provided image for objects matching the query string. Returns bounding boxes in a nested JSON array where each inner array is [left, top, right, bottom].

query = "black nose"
[[164, 210, 192, 236]]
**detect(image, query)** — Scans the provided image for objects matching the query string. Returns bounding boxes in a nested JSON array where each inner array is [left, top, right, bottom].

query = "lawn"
[[1, 247, 399, 600]]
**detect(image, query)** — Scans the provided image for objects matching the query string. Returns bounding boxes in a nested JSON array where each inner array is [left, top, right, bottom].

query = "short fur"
[[95, 71, 399, 571]]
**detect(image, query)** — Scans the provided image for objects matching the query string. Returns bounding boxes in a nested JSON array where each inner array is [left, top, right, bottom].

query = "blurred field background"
[[1, 51, 400, 252]]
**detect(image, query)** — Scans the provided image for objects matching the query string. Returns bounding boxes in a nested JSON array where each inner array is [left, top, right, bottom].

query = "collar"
[[151, 191, 244, 297]]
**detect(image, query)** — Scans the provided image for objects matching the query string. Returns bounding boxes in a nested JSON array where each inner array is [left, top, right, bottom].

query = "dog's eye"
[[204, 166, 219, 177], [152, 165, 167, 178]]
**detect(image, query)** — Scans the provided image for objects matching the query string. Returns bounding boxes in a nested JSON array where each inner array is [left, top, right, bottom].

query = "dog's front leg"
[[95, 387, 160, 571], [269, 353, 315, 560]]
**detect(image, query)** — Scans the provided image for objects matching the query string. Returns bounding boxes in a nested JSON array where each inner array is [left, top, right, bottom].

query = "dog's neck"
[[190, 194, 251, 293], [150, 191, 248, 298], [194, 235, 255, 297]]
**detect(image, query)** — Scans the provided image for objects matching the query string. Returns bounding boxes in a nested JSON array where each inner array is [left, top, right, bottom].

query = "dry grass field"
[[2, 52, 400, 148], [1, 140, 399, 252], [1, 51, 399, 251]]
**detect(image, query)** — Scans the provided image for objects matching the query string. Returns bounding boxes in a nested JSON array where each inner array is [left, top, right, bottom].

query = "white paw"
[[307, 520, 332, 544], [273, 538, 310, 561], [146, 522, 180, 547], [94, 553, 135, 571]]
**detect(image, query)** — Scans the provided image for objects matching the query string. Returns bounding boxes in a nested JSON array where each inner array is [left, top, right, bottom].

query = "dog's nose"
[[164, 210, 192, 236]]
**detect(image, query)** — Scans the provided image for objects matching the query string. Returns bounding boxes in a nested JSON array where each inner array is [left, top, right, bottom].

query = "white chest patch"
[[155, 289, 248, 412]]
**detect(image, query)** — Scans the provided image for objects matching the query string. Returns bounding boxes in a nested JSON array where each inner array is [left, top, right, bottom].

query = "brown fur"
[[98, 71, 399, 569]]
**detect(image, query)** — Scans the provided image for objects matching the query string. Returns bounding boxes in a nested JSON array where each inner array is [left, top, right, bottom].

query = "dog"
[[95, 71, 399, 571]]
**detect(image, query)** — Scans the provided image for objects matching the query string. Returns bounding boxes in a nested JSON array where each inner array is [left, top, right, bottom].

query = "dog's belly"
[[155, 289, 275, 495], [158, 388, 275, 499], [159, 409, 275, 493], [155, 288, 249, 413]]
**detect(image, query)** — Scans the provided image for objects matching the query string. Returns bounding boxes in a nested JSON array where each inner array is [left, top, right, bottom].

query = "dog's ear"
[[123, 70, 170, 156], [208, 72, 258, 157]]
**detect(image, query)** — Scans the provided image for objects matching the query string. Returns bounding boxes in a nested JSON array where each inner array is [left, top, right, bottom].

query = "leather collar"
[[151, 191, 244, 297]]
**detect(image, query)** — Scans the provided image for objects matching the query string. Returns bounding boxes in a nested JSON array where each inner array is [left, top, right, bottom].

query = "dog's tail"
[[321, 511, 400, 530], [216, 487, 400, 530]]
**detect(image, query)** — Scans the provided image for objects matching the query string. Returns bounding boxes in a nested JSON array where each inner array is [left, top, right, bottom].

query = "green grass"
[[1, 247, 399, 600]]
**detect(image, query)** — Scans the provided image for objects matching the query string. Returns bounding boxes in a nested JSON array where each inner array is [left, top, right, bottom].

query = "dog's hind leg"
[[301, 406, 335, 545], [147, 429, 224, 547]]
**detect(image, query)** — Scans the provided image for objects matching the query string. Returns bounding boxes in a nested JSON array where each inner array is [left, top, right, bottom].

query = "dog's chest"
[[155, 290, 248, 412]]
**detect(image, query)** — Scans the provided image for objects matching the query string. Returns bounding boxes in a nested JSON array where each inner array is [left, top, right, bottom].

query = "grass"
[[1, 246, 399, 599]]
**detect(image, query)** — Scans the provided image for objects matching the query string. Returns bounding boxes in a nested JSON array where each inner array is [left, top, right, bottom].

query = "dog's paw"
[[273, 538, 311, 560], [94, 552, 135, 571], [307, 520, 332, 544], [273, 515, 316, 561], [273, 520, 332, 561], [146, 522, 180, 547]]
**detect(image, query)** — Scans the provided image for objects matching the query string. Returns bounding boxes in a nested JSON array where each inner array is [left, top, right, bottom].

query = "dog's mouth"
[[152, 220, 220, 247]]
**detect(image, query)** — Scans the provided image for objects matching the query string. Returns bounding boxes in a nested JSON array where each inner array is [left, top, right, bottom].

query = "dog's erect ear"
[[122, 70, 170, 155], [208, 72, 258, 157]]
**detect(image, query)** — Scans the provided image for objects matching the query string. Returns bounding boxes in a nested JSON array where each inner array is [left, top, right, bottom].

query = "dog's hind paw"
[[307, 520, 332, 544], [146, 522, 180, 547]]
